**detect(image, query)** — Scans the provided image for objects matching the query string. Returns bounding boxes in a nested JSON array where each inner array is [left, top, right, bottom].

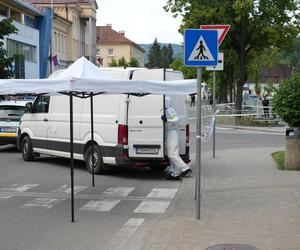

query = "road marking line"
[[109, 218, 145, 250], [0, 190, 173, 201], [1, 184, 39, 192], [147, 188, 178, 199], [103, 187, 135, 197], [0, 194, 13, 201], [22, 198, 65, 209], [50, 184, 87, 194], [80, 200, 120, 212], [134, 201, 170, 214]]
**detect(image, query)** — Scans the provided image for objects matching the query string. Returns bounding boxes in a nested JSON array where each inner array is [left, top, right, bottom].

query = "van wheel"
[[85, 145, 106, 174], [21, 136, 35, 161], [150, 165, 167, 172]]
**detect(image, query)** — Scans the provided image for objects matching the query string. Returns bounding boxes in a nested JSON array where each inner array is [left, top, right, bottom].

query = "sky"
[[96, 0, 183, 44]]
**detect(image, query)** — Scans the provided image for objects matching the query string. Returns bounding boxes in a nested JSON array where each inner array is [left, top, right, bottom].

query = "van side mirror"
[[25, 102, 33, 113]]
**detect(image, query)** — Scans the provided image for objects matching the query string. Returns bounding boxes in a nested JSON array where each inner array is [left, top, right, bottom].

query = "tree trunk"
[[219, 81, 228, 103]]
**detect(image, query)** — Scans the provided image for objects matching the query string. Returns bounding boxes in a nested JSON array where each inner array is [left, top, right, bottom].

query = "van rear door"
[[127, 95, 164, 159]]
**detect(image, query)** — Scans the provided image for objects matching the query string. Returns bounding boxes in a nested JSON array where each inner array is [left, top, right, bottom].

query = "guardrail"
[[188, 102, 282, 126]]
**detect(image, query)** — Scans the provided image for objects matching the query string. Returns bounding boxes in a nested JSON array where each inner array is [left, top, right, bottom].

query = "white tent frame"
[[0, 58, 197, 222]]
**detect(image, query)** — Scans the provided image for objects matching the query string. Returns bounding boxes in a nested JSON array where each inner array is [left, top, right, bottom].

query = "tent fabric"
[[0, 57, 197, 95], [52, 57, 112, 80]]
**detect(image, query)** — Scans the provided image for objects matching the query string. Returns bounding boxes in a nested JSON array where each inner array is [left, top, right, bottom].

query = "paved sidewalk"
[[140, 147, 300, 250]]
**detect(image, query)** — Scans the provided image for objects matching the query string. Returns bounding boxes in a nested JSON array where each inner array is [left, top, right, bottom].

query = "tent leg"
[[90, 93, 95, 187], [70, 93, 75, 222]]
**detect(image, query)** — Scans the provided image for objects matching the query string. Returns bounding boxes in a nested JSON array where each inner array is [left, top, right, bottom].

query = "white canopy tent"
[[0, 57, 197, 95], [0, 57, 198, 222]]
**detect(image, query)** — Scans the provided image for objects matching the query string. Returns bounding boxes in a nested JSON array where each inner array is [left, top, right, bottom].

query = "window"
[[108, 48, 114, 56], [33, 96, 50, 113], [0, 3, 8, 17], [10, 8, 22, 23], [7, 39, 36, 62], [0, 105, 25, 118], [24, 15, 36, 28]]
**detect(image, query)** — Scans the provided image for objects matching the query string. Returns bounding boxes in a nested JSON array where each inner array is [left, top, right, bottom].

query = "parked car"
[[0, 100, 29, 146]]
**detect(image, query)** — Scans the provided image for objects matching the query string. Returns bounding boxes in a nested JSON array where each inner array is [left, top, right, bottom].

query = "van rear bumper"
[[115, 145, 190, 167]]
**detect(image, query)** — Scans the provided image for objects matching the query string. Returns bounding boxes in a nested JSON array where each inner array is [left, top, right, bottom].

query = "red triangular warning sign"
[[200, 25, 230, 46]]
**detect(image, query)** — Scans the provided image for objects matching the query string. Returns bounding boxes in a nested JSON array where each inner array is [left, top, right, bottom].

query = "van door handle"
[[43, 118, 48, 122]]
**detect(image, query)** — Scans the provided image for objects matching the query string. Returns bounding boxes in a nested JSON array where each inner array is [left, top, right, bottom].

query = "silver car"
[[0, 100, 29, 145]]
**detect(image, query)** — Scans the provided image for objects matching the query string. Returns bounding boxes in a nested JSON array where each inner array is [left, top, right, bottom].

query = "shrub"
[[272, 76, 300, 127]]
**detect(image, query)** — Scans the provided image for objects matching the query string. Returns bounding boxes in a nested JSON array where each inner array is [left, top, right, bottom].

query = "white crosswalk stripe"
[[80, 200, 120, 212], [108, 218, 145, 250], [1, 184, 39, 192], [103, 187, 135, 197], [0, 184, 178, 215], [0, 194, 13, 201], [50, 184, 87, 194], [134, 200, 171, 214], [147, 188, 178, 199], [23, 197, 65, 209]]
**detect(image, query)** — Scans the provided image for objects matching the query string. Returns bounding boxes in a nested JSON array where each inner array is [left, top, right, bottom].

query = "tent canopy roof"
[[0, 57, 197, 95]]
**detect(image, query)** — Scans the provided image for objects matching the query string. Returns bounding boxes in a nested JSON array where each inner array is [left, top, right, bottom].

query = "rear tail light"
[[186, 124, 190, 143], [118, 124, 128, 145]]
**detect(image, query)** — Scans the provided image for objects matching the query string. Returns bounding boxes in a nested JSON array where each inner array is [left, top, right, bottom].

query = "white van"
[[18, 68, 190, 174]]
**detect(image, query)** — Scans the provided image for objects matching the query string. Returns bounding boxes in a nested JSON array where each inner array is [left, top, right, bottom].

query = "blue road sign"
[[184, 29, 218, 67]]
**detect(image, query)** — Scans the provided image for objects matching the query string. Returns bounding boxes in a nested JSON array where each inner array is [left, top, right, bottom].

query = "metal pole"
[[196, 67, 202, 220], [163, 68, 166, 158], [69, 93, 75, 222], [49, 2, 53, 75], [213, 71, 216, 158], [90, 93, 95, 187]]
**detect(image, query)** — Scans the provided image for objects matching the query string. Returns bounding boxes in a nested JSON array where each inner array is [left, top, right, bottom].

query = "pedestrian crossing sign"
[[184, 29, 218, 67]]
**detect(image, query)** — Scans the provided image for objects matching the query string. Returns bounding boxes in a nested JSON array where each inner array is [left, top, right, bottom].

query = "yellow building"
[[96, 24, 145, 67], [25, 0, 97, 72]]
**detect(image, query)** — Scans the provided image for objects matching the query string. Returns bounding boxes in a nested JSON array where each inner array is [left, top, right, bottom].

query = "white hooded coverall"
[[165, 97, 189, 177]]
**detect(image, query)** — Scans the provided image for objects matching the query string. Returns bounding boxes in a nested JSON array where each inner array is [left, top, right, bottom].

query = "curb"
[[219, 125, 286, 134]]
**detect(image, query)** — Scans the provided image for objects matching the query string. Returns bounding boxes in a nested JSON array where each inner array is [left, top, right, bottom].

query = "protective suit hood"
[[165, 97, 171, 108]]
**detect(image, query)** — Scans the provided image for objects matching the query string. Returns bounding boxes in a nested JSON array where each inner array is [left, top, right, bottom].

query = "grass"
[[271, 151, 285, 170]]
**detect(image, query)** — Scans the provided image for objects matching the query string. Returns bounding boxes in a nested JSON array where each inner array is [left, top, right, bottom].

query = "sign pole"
[[213, 70, 216, 158], [184, 28, 219, 220], [196, 67, 202, 220]]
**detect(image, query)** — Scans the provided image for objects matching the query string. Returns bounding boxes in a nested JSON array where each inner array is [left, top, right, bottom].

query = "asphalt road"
[[0, 128, 285, 250]]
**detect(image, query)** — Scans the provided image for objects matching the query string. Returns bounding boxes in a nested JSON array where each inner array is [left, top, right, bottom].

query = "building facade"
[[96, 24, 145, 67], [0, 0, 43, 78], [26, 0, 97, 74]]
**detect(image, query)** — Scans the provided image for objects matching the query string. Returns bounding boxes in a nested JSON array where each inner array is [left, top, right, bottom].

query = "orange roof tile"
[[96, 25, 145, 53]]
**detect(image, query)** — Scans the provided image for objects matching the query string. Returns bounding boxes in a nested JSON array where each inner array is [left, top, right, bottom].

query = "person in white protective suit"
[[164, 97, 192, 180]]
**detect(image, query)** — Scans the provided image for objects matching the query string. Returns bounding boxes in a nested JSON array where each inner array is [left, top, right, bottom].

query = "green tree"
[[129, 57, 139, 67], [118, 57, 128, 67], [109, 59, 118, 67], [167, 43, 174, 65], [273, 75, 300, 127], [164, 0, 300, 113], [161, 45, 169, 68], [281, 38, 300, 73], [0, 18, 18, 79], [148, 38, 162, 68], [254, 82, 262, 96], [170, 58, 197, 79]]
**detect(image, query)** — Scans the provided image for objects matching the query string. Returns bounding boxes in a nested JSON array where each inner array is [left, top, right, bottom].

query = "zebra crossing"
[[0, 184, 178, 214]]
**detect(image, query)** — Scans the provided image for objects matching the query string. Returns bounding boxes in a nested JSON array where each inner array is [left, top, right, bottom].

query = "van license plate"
[[136, 147, 159, 155]]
